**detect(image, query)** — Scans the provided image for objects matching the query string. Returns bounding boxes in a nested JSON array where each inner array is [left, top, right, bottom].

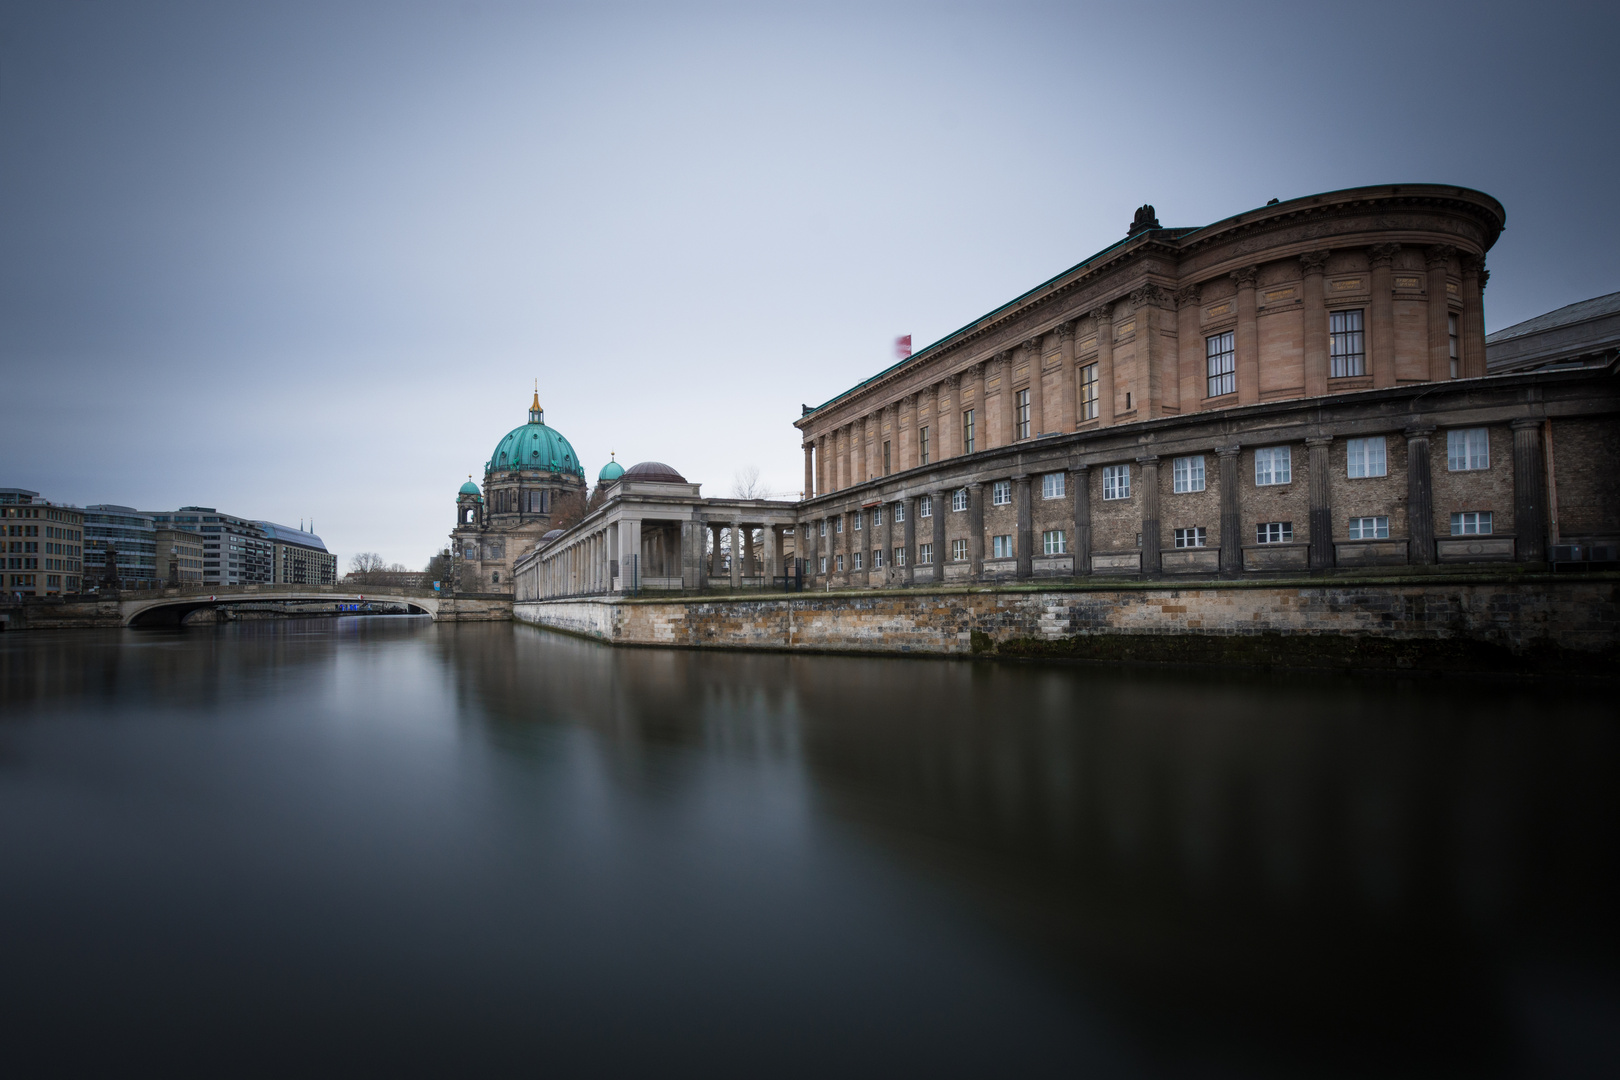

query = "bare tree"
[[349, 552, 385, 583], [733, 464, 764, 499]]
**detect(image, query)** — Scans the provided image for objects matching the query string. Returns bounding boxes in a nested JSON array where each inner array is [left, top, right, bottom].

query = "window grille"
[[1174, 527, 1206, 548], [1451, 511, 1492, 535], [1206, 331, 1235, 396], [1346, 437, 1387, 478], [1102, 465, 1130, 501], [992, 481, 1011, 506], [1329, 309, 1365, 377], [1447, 428, 1489, 471], [1042, 472, 1065, 499], [919, 426, 930, 465], [1254, 446, 1292, 486], [1347, 516, 1389, 539], [1015, 389, 1031, 439], [883, 440, 892, 475], [853, 512, 861, 530], [872, 549, 882, 569], [871, 507, 882, 527], [836, 555, 844, 571], [1256, 522, 1293, 544], [1042, 529, 1067, 555], [893, 547, 905, 567], [1172, 455, 1205, 493], [893, 501, 905, 523], [852, 551, 862, 570], [919, 496, 932, 518], [1449, 313, 1460, 379], [1080, 364, 1099, 420]]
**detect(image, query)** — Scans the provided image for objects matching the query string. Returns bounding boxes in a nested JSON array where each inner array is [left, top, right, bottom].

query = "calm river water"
[[1, 617, 1616, 1076]]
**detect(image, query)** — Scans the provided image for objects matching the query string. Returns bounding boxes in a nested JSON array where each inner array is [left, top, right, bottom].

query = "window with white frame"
[[819, 520, 826, 537], [951, 538, 968, 561], [1207, 331, 1235, 396], [1447, 428, 1489, 471], [963, 409, 976, 455], [1172, 455, 1205, 493], [1256, 521, 1293, 544], [1254, 446, 1292, 486], [1348, 516, 1389, 539], [992, 535, 1013, 559], [1043, 529, 1067, 555], [893, 547, 905, 566], [893, 501, 905, 523], [1329, 309, 1366, 377], [992, 481, 1011, 506], [872, 549, 883, 569], [872, 506, 882, 527], [952, 489, 968, 512], [1102, 464, 1131, 500], [919, 495, 932, 518], [1042, 472, 1065, 499], [919, 426, 931, 465], [918, 543, 932, 564], [1174, 527, 1207, 548], [852, 551, 863, 570], [853, 512, 861, 531], [1451, 511, 1493, 535], [1015, 389, 1031, 439], [819, 556, 827, 573], [835, 555, 844, 571], [835, 517, 843, 532], [1346, 436, 1387, 478], [1080, 364, 1099, 420]]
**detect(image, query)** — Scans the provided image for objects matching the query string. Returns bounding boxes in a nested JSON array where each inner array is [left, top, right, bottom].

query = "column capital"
[[1368, 242, 1402, 267], [1174, 284, 1202, 308], [1298, 250, 1331, 275], [1069, 461, 1091, 473], [1056, 320, 1076, 341], [1011, 473, 1031, 484], [1425, 244, 1456, 270], [1404, 425, 1436, 440], [1215, 443, 1242, 458], [1023, 336, 1044, 354], [1090, 302, 1114, 324], [1511, 417, 1544, 431], [1229, 265, 1259, 289], [968, 480, 985, 491], [1460, 253, 1485, 278], [1129, 282, 1165, 307], [1305, 435, 1334, 447], [1135, 454, 1160, 465]]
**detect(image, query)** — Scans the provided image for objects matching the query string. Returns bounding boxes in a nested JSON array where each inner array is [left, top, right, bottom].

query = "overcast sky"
[[3, 0, 1616, 570]]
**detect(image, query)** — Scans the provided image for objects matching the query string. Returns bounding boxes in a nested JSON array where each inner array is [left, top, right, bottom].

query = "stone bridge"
[[2, 583, 511, 630]]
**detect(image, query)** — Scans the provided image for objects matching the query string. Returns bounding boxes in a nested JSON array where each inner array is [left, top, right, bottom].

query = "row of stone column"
[[701, 522, 790, 589], [804, 246, 1490, 497], [802, 418, 1546, 582], [543, 526, 614, 597]]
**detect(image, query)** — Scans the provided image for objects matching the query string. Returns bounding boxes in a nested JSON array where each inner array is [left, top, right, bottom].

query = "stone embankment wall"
[[515, 577, 1620, 674]]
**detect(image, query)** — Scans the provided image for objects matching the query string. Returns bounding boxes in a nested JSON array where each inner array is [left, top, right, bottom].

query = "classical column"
[[996, 352, 1015, 446], [1231, 266, 1259, 406], [1093, 305, 1116, 425], [965, 363, 986, 453], [1138, 456, 1161, 577], [882, 500, 895, 586], [816, 434, 829, 496], [1512, 419, 1548, 562], [931, 489, 947, 584], [803, 444, 814, 499], [1014, 474, 1033, 579], [903, 496, 917, 585], [1369, 243, 1401, 388], [939, 375, 958, 460], [1072, 464, 1091, 576], [1130, 286, 1162, 417], [1307, 436, 1334, 570], [1300, 251, 1330, 396], [968, 481, 985, 581], [729, 522, 742, 587], [851, 417, 866, 487], [764, 524, 779, 587], [1056, 322, 1077, 431], [1405, 427, 1436, 565], [709, 524, 723, 578], [1461, 257, 1488, 378], [899, 393, 916, 471], [1024, 336, 1045, 437], [1217, 445, 1243, 575], [1426, 245, 1456, 382], [1175, 285, 1202, 411]]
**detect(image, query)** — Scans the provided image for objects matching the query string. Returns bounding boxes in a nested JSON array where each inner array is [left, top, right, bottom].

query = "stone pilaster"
[[1217, 445, 1243, 575], [1071, 464, 1091, 576], [1307, 436, 1334, 570], [1369, 243, 1401, 388], [816, 434, 828, 497], [1405, 427, 1436, 565], [1174, 285, 1202, 411], [1056, 322, 1076, 431], [803, 445, 814, 499], [968, 482, 985, 581], [1300, 251, 1330, 396], [938, 375, 957, 461], [1014, 474, 1033, 579], [964, 363, 986, 455], [1024, 336, 1045, 437], [1462, 256, 1489, 378], [1427, 245, 1456, 381], [903, 496, 917, 586], [729, 522, 742, 588], [1130, 285, 1162, 417], [1231, 267, 1259, 406], [1138, 455, 1161, 576], [930, 489, 947, 584], [1512, 418, 1548, 562], [995, 352, 1015, 446]]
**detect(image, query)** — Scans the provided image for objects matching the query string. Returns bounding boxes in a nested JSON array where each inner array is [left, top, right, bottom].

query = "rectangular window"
[[1347, 516, 1390, 539], [919, 496, 932, 518], [1451, 511, 1493, 535], [1206, 331, 1235, 396], [893, 501, 904, 522], [992, 535, 1013, 559], [918, 543, 932, 565], [853, 512, 862, 530], [963, 409, 976, 455], [1015, 389, 1031, 439], [871, 506, 882, 527], [919, 426, 930, 465], [1174, 527, 1207, 548], [1102, 464, 1131, 501], [1042, 472, 1065, 499], [883, 440, 891, 475], [872, 549, 882, 569], [1080, 364, 1099, 420], [951, 538, 969, 562], [1447, 428, 1489, 471], [1256, 522, 1294, 544], [1043, 529, 1067, 555], [893, 547, 905, 567], [818, 520, 826, 537], [836, 517, 843, 533], [836, 555, 844, 571], [1329, 309, 1366, 377], [1254, 446, 1292, 486], [992, 481, 1011, 506], [1172, 455, 1205, 493], [952, 489, 968, 512], [1449, 313, 1460, 379], [818, 556, 827, 573], [1346, 437, 1388, 478]]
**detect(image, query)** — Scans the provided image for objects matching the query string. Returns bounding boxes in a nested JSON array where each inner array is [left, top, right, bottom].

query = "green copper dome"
[[487, 395, 585, 478], [598, 456, 625, 482], [459, 479, 481, 496]]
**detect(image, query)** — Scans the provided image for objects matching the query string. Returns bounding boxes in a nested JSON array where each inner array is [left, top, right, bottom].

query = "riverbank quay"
[[0, 583, 512, 630], [514, 569, 1620, 676]]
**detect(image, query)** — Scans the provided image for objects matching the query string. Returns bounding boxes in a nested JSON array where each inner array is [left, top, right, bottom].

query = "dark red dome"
[[622, 461, 687, 483]]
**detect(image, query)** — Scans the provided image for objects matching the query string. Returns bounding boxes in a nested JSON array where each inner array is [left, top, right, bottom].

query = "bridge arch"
[[120, 589, 440, 628]]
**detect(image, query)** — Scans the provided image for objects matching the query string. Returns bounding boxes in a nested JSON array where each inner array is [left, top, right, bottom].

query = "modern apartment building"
[[83, 505, 157, 583], [257, 521, 337, 585]]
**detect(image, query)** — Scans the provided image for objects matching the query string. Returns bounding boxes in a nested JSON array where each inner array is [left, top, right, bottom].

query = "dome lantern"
[[598, 451, 625, 483]]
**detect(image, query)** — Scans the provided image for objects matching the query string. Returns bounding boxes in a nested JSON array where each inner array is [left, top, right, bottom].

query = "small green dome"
[[598, 457, 625, 482], [488, 418, 585, 478], [459, 479, 481, 496]]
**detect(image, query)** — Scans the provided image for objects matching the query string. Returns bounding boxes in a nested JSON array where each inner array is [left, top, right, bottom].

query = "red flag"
[[895, 334, 912, 360]]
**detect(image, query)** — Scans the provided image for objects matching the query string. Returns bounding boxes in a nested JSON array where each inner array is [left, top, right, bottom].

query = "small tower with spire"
[[529, 380, 544, 426]]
